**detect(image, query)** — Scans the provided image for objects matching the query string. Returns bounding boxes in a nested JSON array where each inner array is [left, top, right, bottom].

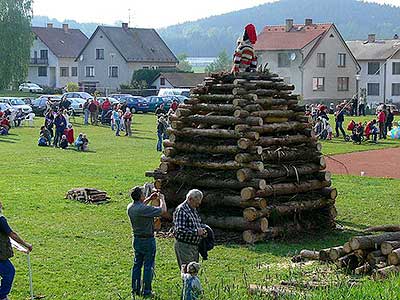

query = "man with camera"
[[127, 186, 167, 298]]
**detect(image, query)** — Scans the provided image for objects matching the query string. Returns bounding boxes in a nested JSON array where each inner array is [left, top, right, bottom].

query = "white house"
[[29, 24, 88, 88], [150, 72, 206, 89], [255, 19, 360, 103], [347, 34, 400, 105]]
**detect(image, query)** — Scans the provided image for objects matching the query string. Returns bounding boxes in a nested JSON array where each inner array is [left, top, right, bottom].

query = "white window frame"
[[337, 77, 349, 91], [337, 53, 346, 67], [85, 65, 95, 77], [278, 53, 290, 68], [312, 77, 325, 91], [60, 67, 69, 77], [108, 65, 119, 78], [317, 53, 326, 68]]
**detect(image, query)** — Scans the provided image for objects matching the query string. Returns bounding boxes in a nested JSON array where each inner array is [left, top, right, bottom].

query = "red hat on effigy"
[[245, 24, 257, 44]]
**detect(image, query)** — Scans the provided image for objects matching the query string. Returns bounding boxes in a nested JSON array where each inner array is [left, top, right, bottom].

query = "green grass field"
[[1, 114, 400, 299]]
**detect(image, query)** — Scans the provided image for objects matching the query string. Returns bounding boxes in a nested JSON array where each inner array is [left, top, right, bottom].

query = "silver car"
[[0, 97, 32, 114], [69, 98, 86, 115]]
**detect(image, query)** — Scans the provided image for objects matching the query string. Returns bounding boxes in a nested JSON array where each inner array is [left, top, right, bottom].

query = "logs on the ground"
[[65, 188, 110, 204], [146, 71, 336, 242]]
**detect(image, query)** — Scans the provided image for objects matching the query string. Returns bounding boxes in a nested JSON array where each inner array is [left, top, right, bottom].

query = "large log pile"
[[293, 232, 400, 278], [146, 71, 337, 243], [65, 188, 110, 204]]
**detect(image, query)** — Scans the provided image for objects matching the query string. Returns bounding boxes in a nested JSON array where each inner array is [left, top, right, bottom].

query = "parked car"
[[109, 94, 133, 101], [62, 92, 93, 100], [18, 83, 43, 93], [146, 96, 168, 112], [376, 104, 400, 115], [98, 97, 120, 107], [69, 99, 86, 115], [0, 97, 32, 114], [0, 103, 14, 114], [120, 96, 149, 113], [31, 95, 62, 116]]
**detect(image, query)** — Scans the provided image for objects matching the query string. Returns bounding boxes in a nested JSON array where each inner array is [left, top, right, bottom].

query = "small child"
[[65, 124, 75, 144], [326, 123, 333, 140], [38, 133, 48, 146], [60, 135, 68, 149], [75, 133, 84, 151], [181, 262, 203, 300], [82, 134, 89, 151]]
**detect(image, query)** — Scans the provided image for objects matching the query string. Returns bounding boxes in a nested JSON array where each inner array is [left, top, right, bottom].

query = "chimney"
[[305, 19, 313, 26], [394, 34, 399, 40], [47, 23, 53, 28], [368, 34, 376, 43], [122, 23, 129, 30], [285, 19, 293, 32], [62, 23, 69, 33]]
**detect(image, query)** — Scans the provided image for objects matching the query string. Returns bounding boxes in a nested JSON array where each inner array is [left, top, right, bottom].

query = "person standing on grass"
[[92, 97, 100, 126], [112, 107, 121, 136], [386, 108, 394, 136], [127, 186, 167, 298], [334, 105, 346, 139], [53, 111, 67, 147], [101, 98, 111, 124], [123, 108, 132, 137], [83, 99, 90, 125], [377, 107, 386, 139], [0, 202, 32, 300], [173, 189, 207, 269], [156, 115, 168, 152]]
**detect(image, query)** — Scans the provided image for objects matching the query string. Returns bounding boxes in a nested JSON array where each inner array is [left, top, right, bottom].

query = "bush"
[[41, 86, 63, 95], [66, 82, 79, 92]]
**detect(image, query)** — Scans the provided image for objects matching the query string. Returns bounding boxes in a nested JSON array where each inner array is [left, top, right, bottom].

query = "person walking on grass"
[[0, 201, 32, 300], [335, 105, 346, 139], [173, 189, 207, 269], [127, 186, 167, 298]]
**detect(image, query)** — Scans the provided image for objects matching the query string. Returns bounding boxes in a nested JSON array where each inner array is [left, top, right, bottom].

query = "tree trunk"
[[234, 150, 322, 164], [182, 115, 264, 126], [243, 198, 335, 221], [233, 88, 276, 96], [163, 141, 262, 156], [201, 215, 269, 232], [161, 155, 264, 171], [381, 241, 400, 255], [368, 256, 387, 267], [350, 232, 400, 250], [259, 135, 315, 147], [183, 103, 236, 114], [375, 265, 400, 279], [251, 110, 296, 119], [300, 250, 320, 260], [388, 248, 400, 265], [235, 122, 310, 135], [335, 254, 359, 270], [365, 225, 400, 233], [241, 180, 331, 200], [236, 164, 323, 182], [233, 98, 287, 108], [354, 263, 372, 275], [168, 128, 259, 142], [329, 246, 346, 261], [343, 242, 352, 254]]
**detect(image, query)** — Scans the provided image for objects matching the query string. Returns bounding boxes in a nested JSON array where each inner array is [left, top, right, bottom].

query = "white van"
[[158, 88, 190, 97]]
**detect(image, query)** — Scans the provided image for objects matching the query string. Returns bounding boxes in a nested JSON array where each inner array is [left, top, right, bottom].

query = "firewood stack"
[[65, 188, 110, 204], [294, 232, 400, 279], [146, 71, 337, 243]]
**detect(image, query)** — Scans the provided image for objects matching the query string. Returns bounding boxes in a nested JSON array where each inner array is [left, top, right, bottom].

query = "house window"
[[278, 53, 290, 67], [337, 77, 349, 91], [71, 67, 78, 77], [60, 67, 69, 77], [38, 66, 47, 77], [96, 49, 104, 60], [392, 83, 400, 96], [368, 62, 380, 75], [85, 66, 95, 77], [160, 78, 166, 86], [40, 50, 48, 59], [317, 53, 326, 67], [367, 83, 380, 96], [313, 77, 325, 91], [108, 66, 118, 78], [393, 62, 400, 75], [337, 53, 346, 67]]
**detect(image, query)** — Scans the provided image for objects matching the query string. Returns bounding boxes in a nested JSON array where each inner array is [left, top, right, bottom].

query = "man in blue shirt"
[[0, 202, 32, 300], [127, 186, 167, 298]]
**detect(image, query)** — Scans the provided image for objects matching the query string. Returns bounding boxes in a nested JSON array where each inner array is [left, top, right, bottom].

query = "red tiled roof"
[[255, 24, 333, 51]]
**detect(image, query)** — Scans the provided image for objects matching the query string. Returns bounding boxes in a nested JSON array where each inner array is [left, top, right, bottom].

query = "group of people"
[[0, 108, 28, 136], [39, 109, 89, 151], [155, 101, 179, 152], [127, 188, 211, 299]]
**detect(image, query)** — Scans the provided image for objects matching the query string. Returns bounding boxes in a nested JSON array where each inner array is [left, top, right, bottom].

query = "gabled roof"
[[32, 26, 88, 58], [155, 73, 206, 88], [78, 26, 178, 64], [255, 23, 333, 51], [346, 39, 400, 61]]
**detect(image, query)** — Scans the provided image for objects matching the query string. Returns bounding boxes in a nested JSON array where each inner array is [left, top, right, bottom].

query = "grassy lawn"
[[1, 114, 400, 299], [0, 90, 42, 98]]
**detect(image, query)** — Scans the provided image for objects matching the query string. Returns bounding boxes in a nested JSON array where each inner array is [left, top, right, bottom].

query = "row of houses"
[[28, 20, 400, 104]]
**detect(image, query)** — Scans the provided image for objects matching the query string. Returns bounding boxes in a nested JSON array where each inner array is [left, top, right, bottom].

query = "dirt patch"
[[326, 148, 400, 178]]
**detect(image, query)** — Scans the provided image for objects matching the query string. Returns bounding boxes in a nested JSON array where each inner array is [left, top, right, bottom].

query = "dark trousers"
[[335, 121, 346, 138], [359, 104, 365, 116], [379, 122, 386, 139], [132, 237, 156, 296], [53, 130, 63, 146], [0, 259, 15, 299]]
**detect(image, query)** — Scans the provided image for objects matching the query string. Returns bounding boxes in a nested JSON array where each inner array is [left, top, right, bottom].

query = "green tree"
[[205, 50, 231, 73], [66, 82, 79, 92], [0, 0, 33, 89], [176, 54, 192, 72]]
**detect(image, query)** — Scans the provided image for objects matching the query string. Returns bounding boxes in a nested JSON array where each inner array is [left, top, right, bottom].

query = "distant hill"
[[33, 0, 400, 56]]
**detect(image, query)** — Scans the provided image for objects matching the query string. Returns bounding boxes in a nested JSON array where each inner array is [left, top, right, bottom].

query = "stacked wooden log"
[[65, 188, 110, 204], [146, 71, 337, 243], [294, 232, 400, 278]]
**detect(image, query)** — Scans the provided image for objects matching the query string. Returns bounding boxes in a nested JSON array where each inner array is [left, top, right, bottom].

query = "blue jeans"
[[132, 237, 156, 296], [0, 259, 15, 299], [84, 109, 89, 125], [115, 120, 120, 136], [157, 131, 163, 151]]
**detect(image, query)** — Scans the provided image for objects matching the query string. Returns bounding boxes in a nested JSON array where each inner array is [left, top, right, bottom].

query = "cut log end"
[[241, 187, 256, 201]]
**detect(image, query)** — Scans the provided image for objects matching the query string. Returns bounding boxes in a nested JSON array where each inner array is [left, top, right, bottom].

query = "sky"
[[33, 0, 400, 28]]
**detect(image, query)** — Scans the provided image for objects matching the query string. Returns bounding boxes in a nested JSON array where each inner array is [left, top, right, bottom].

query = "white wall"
[[386, 56, 400, 104], [357, 60, 385, 105], [151, 77, 174, 89], [58, 58, 79, 88]]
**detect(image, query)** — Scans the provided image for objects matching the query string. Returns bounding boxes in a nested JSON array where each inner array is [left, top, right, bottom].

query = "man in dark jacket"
[[53, 111, 66, 147], [0, 202, 32, 300]]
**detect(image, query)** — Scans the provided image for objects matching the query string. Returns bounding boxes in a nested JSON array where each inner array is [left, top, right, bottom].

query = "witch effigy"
[[231, 24, 258, 74]]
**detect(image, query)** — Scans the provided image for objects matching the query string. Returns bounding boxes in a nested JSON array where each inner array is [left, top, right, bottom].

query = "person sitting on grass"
[[181, 262, 203, 300], [0, 117, 10, 134], [13, 109, 24, 127], [38, 133, 48, 146], [75, 133, 84, 151], [351, 122, 364, 144], [365, 120, 379, 143], [60, 135, 68, 150], [40, 126, 52, 145], [81, 134, 89, 151]]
